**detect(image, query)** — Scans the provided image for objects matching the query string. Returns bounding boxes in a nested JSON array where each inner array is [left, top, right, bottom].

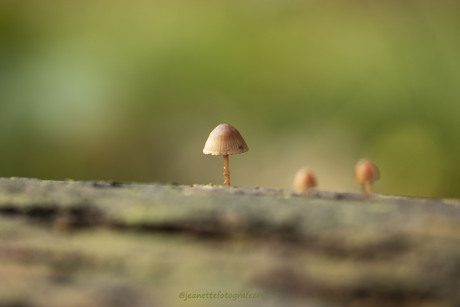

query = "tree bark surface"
[[1, 177, 459, 307]]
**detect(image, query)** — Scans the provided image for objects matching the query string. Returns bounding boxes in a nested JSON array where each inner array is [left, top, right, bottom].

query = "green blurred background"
[[1, 0, 459, 198]]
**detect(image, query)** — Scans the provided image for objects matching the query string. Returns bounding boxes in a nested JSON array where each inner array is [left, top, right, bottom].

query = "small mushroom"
[[293, 167, 317, 193], [203, 123, 249, 186], [354, 159, 380, 195]]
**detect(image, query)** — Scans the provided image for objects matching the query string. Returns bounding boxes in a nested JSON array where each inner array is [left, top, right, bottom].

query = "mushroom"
[[354, 159, 380, 195], [203, 123, 249, 186], [293, 167, 317, 193]]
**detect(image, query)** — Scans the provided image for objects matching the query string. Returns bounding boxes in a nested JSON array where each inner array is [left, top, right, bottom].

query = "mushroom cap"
[[354, 159, 380, 183], [203, 123, 249, 155], [293, 167, 317, 191]]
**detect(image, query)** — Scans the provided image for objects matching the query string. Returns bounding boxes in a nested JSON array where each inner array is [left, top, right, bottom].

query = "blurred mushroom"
[[203, 123, 249, 186], [354, 159, 380, 195], [293, 167, 317, 193]]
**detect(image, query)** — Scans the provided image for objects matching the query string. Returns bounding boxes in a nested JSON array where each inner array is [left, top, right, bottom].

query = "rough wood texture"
[[1, 178, 460, 307]]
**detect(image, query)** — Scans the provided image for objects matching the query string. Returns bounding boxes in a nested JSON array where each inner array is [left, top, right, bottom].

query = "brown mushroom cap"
[[293, 167, 317, 191], [203, 123, 249, 155], [354, 159, 380, 183]]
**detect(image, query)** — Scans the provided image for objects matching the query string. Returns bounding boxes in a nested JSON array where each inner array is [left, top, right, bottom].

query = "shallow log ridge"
[[1, 177, 460, 307]]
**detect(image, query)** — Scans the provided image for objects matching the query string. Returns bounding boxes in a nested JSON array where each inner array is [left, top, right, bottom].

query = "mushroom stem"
[[362, 181, 372, 195], [223, 154, 230, 186]]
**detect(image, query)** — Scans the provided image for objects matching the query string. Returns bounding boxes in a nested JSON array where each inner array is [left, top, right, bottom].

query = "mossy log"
[[1, 178, 460, 307]]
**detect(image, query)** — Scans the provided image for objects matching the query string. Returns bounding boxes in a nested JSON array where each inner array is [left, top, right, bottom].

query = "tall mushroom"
[[203, 123, 249, 186], [354, 158, 380, 195]]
